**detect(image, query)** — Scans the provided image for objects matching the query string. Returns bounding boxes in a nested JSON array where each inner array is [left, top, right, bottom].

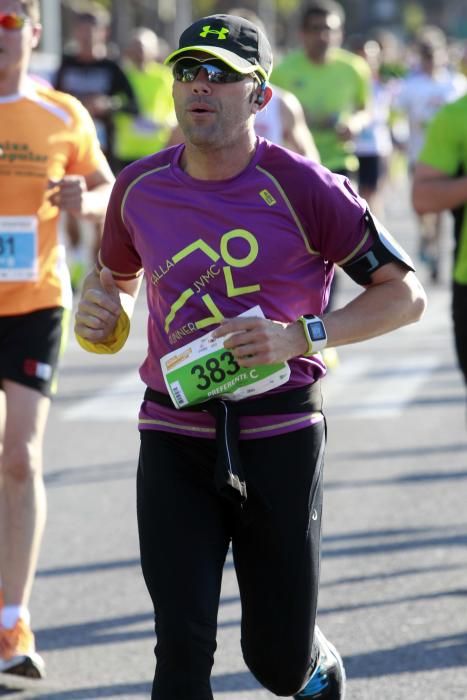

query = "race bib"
[[160, 306, 290, 409], [0, 216, 38, 281]]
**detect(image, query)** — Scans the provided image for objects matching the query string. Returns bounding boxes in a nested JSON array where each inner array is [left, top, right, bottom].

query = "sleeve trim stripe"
[[336, 227, 370, 266], [96, 251, 143, 279], [120, 164, 171, 226]]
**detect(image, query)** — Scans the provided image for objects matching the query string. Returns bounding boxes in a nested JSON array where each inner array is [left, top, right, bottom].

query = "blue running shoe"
[[294, 626, 346, 699]]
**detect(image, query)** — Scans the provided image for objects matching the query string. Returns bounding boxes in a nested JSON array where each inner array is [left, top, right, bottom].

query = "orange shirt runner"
[[0, 81, 108, 315]]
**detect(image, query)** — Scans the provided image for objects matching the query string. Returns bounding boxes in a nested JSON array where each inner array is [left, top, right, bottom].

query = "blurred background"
[[33, 0, 467, 81], [31, 0, 467, 290]]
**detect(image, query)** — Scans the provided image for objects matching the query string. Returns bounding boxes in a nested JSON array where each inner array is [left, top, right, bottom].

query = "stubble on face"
[[174, 81, 256, 150]]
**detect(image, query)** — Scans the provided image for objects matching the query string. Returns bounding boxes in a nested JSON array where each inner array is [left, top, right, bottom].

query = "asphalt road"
[[1, 179, 466, 699]]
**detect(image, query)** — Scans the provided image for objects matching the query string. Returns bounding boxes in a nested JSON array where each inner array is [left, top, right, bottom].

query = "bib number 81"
[[0, 236, 15, 256]]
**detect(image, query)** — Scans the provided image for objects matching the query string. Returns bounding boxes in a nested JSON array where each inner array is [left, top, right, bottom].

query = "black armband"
[[343, 210, 415, 286]]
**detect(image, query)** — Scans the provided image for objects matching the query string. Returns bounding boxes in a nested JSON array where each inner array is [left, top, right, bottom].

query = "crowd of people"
[[31, 0, 467, 292], [0, 0, 465, 697]]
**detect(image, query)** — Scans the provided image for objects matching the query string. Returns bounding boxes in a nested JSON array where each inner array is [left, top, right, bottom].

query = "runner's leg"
[[233, 421, 326, 696], [137, 430, 232, 700], [0, 381, 50, 608]]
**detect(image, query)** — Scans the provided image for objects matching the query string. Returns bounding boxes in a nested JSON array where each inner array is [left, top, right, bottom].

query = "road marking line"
[[325, 354, 442, 418], [63, 370, 143, 421]]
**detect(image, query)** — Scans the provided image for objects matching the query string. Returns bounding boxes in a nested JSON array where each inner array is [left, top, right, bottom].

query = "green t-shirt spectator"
[[272, 47, 371, 173], [418, 95, 467, 284]]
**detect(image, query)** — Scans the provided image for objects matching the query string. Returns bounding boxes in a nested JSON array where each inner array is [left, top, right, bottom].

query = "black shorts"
[[358, 155, 386, 190], [0, 307, 68, 397]]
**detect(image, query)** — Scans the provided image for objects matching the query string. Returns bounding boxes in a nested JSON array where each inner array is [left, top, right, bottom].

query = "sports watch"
[[298, 315, 328, 356]]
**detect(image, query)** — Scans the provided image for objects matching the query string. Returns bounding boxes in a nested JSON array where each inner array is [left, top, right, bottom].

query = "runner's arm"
[[279, 90, 321, 162], [48, 165, 115, 221], [321, 262, 426, 348], [214, 263, 426, 367], [412, 163, 467, 214], [74, 267, 143, 352]]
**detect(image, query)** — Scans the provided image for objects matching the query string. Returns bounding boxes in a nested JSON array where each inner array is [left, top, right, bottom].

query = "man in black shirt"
[[54, 6, 138, 285], [55, 7, 138, 169]]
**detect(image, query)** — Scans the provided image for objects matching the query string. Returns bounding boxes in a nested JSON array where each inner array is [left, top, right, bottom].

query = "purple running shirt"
[[100, 137, 370, 438]]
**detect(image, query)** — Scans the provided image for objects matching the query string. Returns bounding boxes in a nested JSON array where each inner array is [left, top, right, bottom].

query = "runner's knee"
[[2, 442, 42, 481], [154, 615, 216, 684], [243, 640, 310, 696]]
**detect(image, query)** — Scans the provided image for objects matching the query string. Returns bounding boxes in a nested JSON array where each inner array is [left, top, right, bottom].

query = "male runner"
[[75, 13, 426, 700], [412, 93, 467, 402], [271, 0, 371, 176], [0, 0, 114, 677]]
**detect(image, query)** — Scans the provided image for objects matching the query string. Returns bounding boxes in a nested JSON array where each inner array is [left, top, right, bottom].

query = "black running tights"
[[137, 422, 325, 700], [452, 281, 467, 385]]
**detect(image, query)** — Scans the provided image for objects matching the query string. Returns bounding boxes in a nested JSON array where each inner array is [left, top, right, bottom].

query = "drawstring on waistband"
[[144, 383, 323, 505]]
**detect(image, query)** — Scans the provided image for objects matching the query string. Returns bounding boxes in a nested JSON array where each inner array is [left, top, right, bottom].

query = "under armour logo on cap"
[[199, 25, 230, 40], [165, 13, 273, 82]]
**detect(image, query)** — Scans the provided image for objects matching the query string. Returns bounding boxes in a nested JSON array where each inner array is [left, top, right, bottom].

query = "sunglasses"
[[0, 13, 28, 30], [173, 58, 250, 84]]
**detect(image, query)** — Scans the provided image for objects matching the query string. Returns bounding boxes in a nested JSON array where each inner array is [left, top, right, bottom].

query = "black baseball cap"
[[164, 14, 273, 82]]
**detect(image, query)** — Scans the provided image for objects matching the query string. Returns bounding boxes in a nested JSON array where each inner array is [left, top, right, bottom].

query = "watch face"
[[308, 321, 326, 341]]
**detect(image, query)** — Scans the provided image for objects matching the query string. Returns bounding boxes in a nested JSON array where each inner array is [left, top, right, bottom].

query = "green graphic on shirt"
[[172, 239, 220, 264], [165, 288, 195, 331], [163, 229, 261, 332], [223, 267, 260, 297], [195, 294, 224, 329], [220, 229, 258, 267]]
